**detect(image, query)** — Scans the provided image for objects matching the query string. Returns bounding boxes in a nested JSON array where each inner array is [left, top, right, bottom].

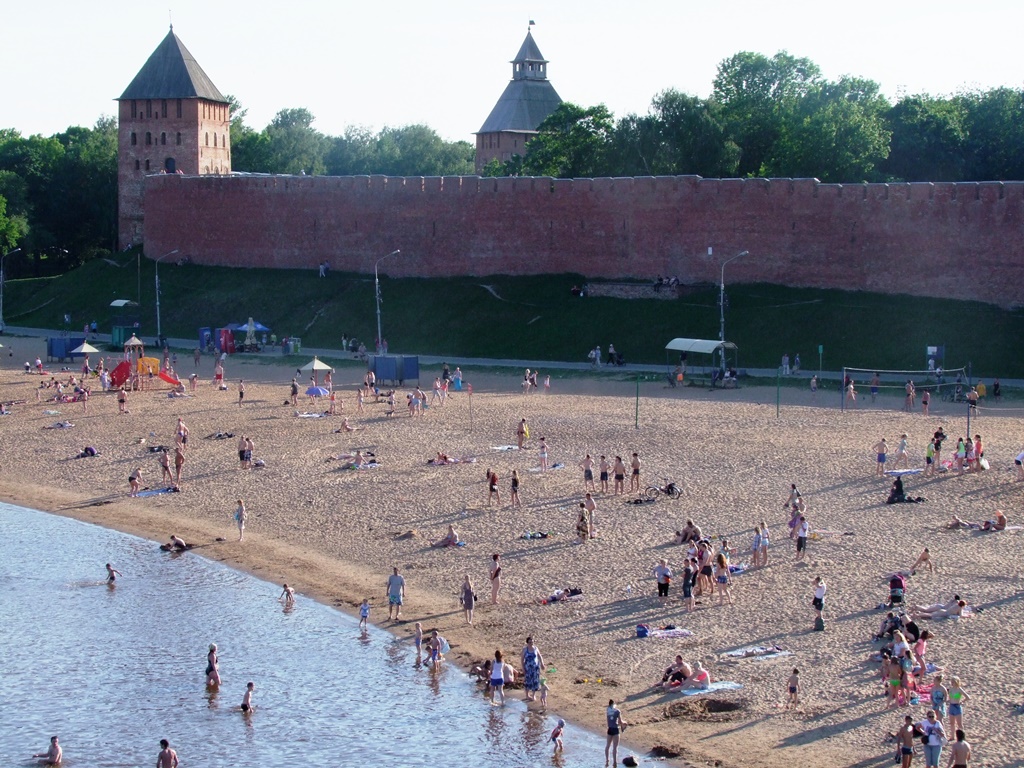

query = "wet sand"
[[4, 341, 1023, 767]]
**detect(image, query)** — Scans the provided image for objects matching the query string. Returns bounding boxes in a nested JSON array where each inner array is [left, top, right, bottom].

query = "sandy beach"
[[4, 339, 1022, 768]]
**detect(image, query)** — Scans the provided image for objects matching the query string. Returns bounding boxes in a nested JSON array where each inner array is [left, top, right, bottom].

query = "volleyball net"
[[840, 366, 968, 411]]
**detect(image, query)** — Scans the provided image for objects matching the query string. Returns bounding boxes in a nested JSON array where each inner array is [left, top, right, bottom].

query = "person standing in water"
[[605, 699, 627, 767], [31, 735, 62, 765], [156, 739, 178, 768], [205, 643, 221, 686], [105, 563, 122, 584], [241, 681, 255, 713], [279, 583, 295, 606]]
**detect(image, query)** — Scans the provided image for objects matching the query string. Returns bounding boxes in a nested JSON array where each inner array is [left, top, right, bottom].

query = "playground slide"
[[110, 361, 131, 388], [158, 371, 181, 387]]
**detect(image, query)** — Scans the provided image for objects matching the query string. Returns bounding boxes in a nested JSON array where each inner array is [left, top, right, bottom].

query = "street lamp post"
[[154, 249, 179, 344], [718, 249, 749, 373], [374, 249, 401, 354], [0, 247, 23, 333]]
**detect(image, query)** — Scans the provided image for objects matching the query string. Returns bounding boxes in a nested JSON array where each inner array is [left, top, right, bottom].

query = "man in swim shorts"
[[873, 438, 888, 476], [386, 566, 406, 620], [580, 454, 596, 491], [32, 735, 62, 765]]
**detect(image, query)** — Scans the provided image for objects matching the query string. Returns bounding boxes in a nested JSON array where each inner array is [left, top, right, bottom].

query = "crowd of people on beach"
[[19, 347, 1024, 768]]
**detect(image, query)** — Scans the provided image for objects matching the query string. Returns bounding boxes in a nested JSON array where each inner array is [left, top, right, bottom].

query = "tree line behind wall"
[[484, 51, 1024, 184], [1, 48, 1023, 272]]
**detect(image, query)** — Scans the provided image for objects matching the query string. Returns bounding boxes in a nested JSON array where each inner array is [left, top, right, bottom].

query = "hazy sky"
[[3, 1, 1022, 142]]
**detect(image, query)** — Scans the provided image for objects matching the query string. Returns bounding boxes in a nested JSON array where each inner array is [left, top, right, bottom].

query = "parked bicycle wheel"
[[644, 486, 662, 500]]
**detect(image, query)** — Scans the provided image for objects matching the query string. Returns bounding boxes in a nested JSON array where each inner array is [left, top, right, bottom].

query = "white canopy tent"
[[664, 338, 739, 386]]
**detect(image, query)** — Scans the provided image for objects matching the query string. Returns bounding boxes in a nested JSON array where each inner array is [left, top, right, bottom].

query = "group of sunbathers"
[[947, 510, 1007, 531], [655, 656, 711, 691]]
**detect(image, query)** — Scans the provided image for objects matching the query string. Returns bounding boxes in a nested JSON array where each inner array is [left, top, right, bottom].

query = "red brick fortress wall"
[[143, 174, 1024, 307]]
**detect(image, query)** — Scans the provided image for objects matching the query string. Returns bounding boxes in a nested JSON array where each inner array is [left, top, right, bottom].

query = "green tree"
[[324, 126, 377, 176], [882, 96, 967, 181], [373, 125, 473, 176], [264, 108, 328, 175], [712, 51, 821, 177], [961, 87, 1024, 180], [520, 103, 615, 178], [0, 195, 27, 253], [767, 76, 891, 182]]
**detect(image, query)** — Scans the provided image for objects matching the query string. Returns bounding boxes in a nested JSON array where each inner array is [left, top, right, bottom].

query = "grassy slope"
[[5, 260, 1022, 377]]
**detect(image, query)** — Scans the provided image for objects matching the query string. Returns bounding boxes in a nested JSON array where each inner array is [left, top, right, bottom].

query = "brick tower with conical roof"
[[474, 27, 563, 172], [117, 26, 231, 248]]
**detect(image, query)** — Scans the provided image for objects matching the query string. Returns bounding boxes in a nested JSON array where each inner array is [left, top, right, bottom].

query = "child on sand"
[[359, 598, 370, 630], [786, 669, 800, 708], [234, 500, 246, 541], [550, 718, 565, 753], [539, 677, 549, 708]]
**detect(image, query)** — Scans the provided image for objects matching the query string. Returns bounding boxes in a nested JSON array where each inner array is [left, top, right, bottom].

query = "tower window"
[[176, 99, 182, 118], [145, 159, 150, 171], [161, 132, 166, 145], [162, 99, 168, 118], [176, 132, 181, 146], [222, 134, 226, 148], [146, 132, 152, 146], [131, 100, 137, 119], [131, 132, 137, 146], [135, 160, 140, 170], [214, 133, 217, 147], [205, 133, 209, 146], [146, 100, 152, 118]]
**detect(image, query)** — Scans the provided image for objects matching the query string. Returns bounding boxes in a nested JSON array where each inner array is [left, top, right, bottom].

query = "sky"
[[3, 1, 1023, 143]]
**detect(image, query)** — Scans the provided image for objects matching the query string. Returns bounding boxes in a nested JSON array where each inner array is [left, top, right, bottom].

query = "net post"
[[841, 367, 846, 412]]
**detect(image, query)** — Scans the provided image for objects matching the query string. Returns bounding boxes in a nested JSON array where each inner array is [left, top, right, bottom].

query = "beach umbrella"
[[70, 342, 100, 354], [300, 356, 333, 372], [306, 386, 329, 398], [124, 334, 145, 347]]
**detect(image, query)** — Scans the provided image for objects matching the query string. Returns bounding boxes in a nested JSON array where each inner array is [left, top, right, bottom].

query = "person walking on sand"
[[715, 553, 733, 605], [895, 434, 910, 469], [846, 378, 857, 406], [237, 435, 247, 470], [31, 735, 62, 765], [386, 566, 406, 620], [812, 576, 826, 626], [509, 469, 521, 509], [244, 436, 254, 470], [605, 699, 627, 767], [128, 466, 143, 497], [874, 438, 888, 476], [490, 553, 502, 604], [157, 739, 178, 768], [630, 452, 642, 492], [516, 418, 528, 449], [238, 379, 245, 407], [599, 455, 610, 493], [461, 575, 476, 624], [917, 710, 946, 768], [205, 643, 221, 686], [234, 499, 246, 541], [117, 385, 128, 414], [290, 378, 299, 406], [786, 669, 801, 709], [580, 454, 596, 491], [583, 492, 597, 538], [893, 715, 916, 768], [538, 437, 549, 471], [487, 468, 501, 506], [921, 387, 931, 415]]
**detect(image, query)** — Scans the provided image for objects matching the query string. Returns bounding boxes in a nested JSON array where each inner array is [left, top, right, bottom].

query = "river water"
[[0, 503, 617, 767]]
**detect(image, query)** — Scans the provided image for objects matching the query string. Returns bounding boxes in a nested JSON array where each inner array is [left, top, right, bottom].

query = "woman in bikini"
[[947, 677, 970, 734], [714, 553, 733, 606], [509, 470, 521, 509], [490, 553, 502, 604]]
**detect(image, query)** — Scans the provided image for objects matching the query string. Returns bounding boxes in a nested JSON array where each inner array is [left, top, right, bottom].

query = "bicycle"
[[644, 479, 682, 500]]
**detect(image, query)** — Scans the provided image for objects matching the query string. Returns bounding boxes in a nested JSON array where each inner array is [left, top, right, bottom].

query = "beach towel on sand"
[[678, 681, 743, 696], [648, 628, 694, 639], [722, 645, 791, 661], [491, 445, 520, 451], [137, 487, 178, 497]]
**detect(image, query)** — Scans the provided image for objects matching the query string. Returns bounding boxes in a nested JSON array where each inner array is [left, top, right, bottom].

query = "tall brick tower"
[[474, 27, 562, 172], [117, 26, 231, 248]]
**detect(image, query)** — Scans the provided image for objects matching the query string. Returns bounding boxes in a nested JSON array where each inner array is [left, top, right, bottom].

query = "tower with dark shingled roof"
[[117, 27, 231, 248], [474, 28, 563, 172]]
